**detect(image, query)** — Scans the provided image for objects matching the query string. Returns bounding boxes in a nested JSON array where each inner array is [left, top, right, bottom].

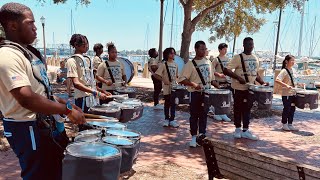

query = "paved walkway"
[[0, 77, 319, 179]]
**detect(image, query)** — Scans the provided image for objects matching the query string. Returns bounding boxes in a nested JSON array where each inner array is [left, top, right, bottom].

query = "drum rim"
[[78, 129, 101, 136], [66, 142, 121, 159], [204, 89, 230, 94], [74, 134, 100, 142], [106, 129, 141, 138], [102, 136, 134, 147], [118, 57, 134, 83], [87, 121, 127, 129]]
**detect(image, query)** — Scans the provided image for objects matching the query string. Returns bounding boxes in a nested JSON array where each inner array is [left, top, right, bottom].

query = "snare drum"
[[120, 99, 144, 122], [89, 105, 121, 120], [106, 129, 141, 161], [204, 89, 231, 115], [115, 87, 136, 98], [249, 85, 273, 110], [63, 142, 121, 180], [87, 121, 126, 130], [295, 89, 319, 110], [171, 84, 190, 104], [103, 136, 137, 173]]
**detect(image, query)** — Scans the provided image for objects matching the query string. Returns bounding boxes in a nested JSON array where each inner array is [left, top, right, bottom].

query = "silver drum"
[[63, 142, 121, 180], [204, 89, 231, 115]]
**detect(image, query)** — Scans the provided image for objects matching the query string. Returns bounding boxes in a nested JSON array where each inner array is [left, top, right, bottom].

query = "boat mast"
[[298, 0, 305, 57], [70, 9, 73, 55], [170, 0, 175, 47], [273, 8, 282, 70]]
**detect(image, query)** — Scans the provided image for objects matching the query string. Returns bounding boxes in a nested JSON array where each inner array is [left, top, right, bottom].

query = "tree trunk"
[[179, 1, 195, 63]]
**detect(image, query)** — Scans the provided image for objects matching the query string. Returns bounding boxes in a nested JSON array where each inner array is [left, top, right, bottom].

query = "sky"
[[1, 0, 319, 57]]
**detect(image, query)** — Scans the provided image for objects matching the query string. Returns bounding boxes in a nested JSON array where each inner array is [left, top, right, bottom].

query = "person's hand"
[[72, 104, 83, 113], [286, 85, 293, 89], [217, 73, 226, 78], [67, 109, 86, 125], [263, 82, 270, 86], [192, 82, 202, 90], [105, 80, 113, 86], [237, 77, 246, 84], [164, 80, 170, 85], [99, 92, 108, 100], [102, 90, 112, 96]]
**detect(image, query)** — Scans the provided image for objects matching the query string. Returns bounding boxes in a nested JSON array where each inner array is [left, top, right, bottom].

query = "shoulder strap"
[[217, 57, 224, 71], [192, 59, 206, 86], [164, 62, 172, 82], [284, 68, 295, 87], [105, 60, 115, 83], [0, 41, 52, 99], [239, 53, 249, 83], [83, 55, 92, 69]]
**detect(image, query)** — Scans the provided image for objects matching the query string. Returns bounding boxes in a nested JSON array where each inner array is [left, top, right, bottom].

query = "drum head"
[[74, 134, 99, 143], [118, 57, 134, 83], [116, 87, 136, 93], [79, 129, 101, 136], [66, 142, 120, 159], [102, 136, 134, 146], [107, 129, 140, 138], [296, 89, 319, 95], [122, 100, 142, 106], [252, 85, 273, 92], [205, 89, 230, 94], [174, 55, 186, 74], [87, 121, 126, 129], [90, 105, 121, 113]]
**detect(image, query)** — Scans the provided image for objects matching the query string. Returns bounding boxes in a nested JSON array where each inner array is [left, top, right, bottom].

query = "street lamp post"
[[158, 0, 164, 61], [40, 16, 46, 61]]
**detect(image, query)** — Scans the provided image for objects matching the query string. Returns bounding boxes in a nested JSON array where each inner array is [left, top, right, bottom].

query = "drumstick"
[[84, 113, 113, 119], [85, 118, 119, 122]]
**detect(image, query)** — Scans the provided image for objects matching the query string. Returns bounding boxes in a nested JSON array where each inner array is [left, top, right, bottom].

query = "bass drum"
[[174, 55, 186, 75], [118, 57, 134, 83]]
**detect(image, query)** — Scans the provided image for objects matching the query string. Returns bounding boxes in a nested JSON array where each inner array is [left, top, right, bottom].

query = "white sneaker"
[[169, 120, 180, 128], [163, 120, 170, 127], [241, 130, 259, 140], [288, 124, 299, 131], [282, 124, 290, 131], [220, 114, 231, 122], [234, 128, 242, 139], [189, 135, 197, 147], [213, 115, 223, 121], [153, 104, 164, 110]]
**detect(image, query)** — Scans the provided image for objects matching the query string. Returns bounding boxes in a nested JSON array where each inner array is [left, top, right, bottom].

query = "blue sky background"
[[1, 0, 319, 57]]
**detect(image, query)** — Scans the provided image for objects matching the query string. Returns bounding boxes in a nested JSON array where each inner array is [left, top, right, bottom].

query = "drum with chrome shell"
[[63, 142, 121, 180], [204, 89, 231, 115]]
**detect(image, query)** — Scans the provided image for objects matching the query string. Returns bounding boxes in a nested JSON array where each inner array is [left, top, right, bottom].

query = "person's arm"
[[275, 70, 292, 89], [11, 86, 85, 124], [96, 75, 112, 86], [224, 55, 246, 84], [211, 80, 220, 88], [180, 79, 201, 90], [255, 74, 268, 86], [96, 63, 112, 86]]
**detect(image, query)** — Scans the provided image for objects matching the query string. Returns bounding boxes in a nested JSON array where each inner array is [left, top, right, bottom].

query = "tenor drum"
[[171, 84, 190, 104], [63, 142, 121, 180], [295, 89, 319, 110], [102, 136, 137, 173], [204, 89, 231, 115], [120, 99, 144, 122], [249, 85, 273, 110], [89, 105, 121, 120], [106, 129, 141, 161], [115, 87, 136, 98]]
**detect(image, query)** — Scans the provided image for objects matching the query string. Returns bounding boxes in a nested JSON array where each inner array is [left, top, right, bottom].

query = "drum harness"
[[284, 68, 295, 88], [192, 59, 207, 94], [105, 60, 116, 84], [164, 61, 173, 91], [217, 57, 230, 87], [0, 41, 69, 151]]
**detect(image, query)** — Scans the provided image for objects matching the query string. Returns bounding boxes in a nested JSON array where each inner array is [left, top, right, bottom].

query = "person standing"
[[276, 55, 301, 131], [179, 41, 219, 147], [0, 3, 85, 179], [211, 43, 232, 122], [224, 37, 269, 140], [56, 60, 72, 97], [154, 47, 180, 128], [148, 48, 164, 110], [93, 43, 104, 88], [96, 43, 126, 104], [66, 34, 110, 131]]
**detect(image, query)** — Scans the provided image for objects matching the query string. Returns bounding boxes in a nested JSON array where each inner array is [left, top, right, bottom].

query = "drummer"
[[275, 55, 302, 131], [93, 43, 104, 88], [96, 43, 127, 104], [66, 34, 110, 131], [154, 47, 180, 128], [179, 41, 219, 147], [211, 43, 232, 122], [223, 37, 269, 140]]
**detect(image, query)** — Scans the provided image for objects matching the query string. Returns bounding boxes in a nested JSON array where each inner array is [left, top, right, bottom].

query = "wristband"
[[92, 90, 97, 97]]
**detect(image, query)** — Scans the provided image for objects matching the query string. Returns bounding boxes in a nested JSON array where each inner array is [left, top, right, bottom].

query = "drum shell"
[[89, 106, 121, 120], [295, 91, 319, 110], [253, 91, 273, 110], [120, 105, 144, 123], [103, 137, 138, 173], [204, 91, 231, 115], [172, 88, 190, 104], [114, 88, 136, 98], [63, 143, 121, 180]]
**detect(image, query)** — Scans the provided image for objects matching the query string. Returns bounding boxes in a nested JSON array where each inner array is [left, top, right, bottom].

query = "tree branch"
[[191, 0, 227, 26]]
